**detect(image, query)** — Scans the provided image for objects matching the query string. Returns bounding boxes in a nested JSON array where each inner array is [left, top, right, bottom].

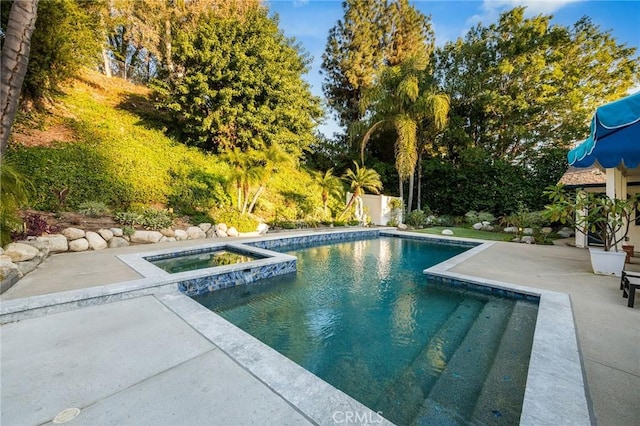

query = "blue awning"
[[568, 92, 640, 169]]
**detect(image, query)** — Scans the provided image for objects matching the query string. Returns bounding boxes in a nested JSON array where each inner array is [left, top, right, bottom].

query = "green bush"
[[115, 207, 173, 230], [167, 166, 230, 215], [213, 209, 259, 233], [464, 210, 496, 224], [406, 210, 427, 228], [78, 201, 111, 217], [0, 157, 32, 245]]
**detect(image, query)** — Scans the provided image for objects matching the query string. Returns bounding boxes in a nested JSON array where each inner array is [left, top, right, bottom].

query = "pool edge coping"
[[0, 228, 591, 425]]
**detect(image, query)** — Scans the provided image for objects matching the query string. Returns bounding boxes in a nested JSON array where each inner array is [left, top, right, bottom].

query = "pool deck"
[[1, 230, 639, 425]]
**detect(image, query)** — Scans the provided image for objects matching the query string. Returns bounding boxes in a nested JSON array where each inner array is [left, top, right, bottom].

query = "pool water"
[[150, 249, 261, 274], [193, 237, 538, 425]]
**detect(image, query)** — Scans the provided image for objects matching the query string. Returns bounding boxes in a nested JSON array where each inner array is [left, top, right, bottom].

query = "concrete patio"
[[1, 232, 638, 425]]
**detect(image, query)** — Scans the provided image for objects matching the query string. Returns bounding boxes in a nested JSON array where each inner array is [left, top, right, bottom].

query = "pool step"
[[469, 300, 538, 425], [413, 299, 514, 425], [374, 299, 485, 425]]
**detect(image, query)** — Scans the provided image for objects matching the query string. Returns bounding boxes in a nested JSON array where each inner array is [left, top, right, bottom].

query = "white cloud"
[[468, 0, 584, 27]]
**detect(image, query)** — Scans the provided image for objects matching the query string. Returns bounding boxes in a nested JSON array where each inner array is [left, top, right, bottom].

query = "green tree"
[[321, 0, 388, 128], [156, 8, 321, 156], [436, 7, 638, 161], [21, 0, 102, 101], [340, 162, 383, 221], [315, 168, 343, 217], [321, 0, 433, 130], [359, 55, 449, 210]]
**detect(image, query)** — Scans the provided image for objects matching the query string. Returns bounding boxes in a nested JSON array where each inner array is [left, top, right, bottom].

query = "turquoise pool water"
[[149, 249, 262, 274], [193, 237, 538, 425]]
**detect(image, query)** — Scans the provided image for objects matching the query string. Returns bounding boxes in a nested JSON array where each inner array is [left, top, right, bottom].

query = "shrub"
[[139, 208, 174, 230], [167, 167, 230, 215], [1, 158, 32, 245], [11, 213, 59, 240], [78, 201, 111, 217], [115, 207, 173, 230], [213, 208, 260, 233], [406, 210, 427, 228], [465, 210, 496, 224]]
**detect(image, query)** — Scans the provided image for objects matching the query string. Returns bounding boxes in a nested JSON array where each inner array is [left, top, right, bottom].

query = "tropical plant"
[[315, 168, 343, 217], [0, 158, 32, 245], [544, 185, 639, 252], [339, 162, 383, 221], [358, 54, 449, 208]]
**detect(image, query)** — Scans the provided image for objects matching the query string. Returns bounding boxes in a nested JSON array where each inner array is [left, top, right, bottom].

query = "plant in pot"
[[544, 184, 639, 276]]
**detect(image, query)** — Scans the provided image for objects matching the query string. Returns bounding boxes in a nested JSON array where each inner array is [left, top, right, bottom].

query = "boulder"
[[98, 229, 114, 242], [504, 227, 518, 234], [558, 227, 575, 238], [198, 223, 212, 233], [523, 228, 534, 235], [86, 232, 108, 250], [472, 223, 483, 230], [227, 227, 239, 237], [130, 230, 163, 244], [37, 234, 68, 253], [159, 228, 175, 237], [521, 236, 536, 244], [206, 229, 217, 238], [110, 228, 124, 237], [159, 236, 168, 243], [0, 257, 19, 280], [217, 223, 228, 233], [108, 237, 129, 248], [16, 258, 41, 276], [165, 237, 177, 243], [257, 223, 269, 235], [69, 238, 89, 252], [174, 229, 188, 241], [4, 243, 40, 262], [216, 229, 228, 238], [541, 227, 553, 234], [0, 248, 3, 255], [186, 226, 206, 240], [62, 227, 85, 240], [482, 221, 491, 226], [442, 229, 454, 236], [482, 225, 494, 231], [397, 223, 408, 230]]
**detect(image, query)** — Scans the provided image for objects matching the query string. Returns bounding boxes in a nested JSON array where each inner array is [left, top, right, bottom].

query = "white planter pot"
[[588, 248, 626, 277]]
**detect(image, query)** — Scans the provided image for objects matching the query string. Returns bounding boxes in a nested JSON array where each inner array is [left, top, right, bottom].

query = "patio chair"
[[620, 270, 640, 308]]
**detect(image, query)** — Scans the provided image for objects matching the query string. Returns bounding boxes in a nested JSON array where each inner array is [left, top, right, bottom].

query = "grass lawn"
[[415, 226, 513, 241]]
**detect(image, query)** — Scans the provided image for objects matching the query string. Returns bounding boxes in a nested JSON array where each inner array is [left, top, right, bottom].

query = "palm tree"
[[1, 0, 39, 156], [224, 148, 261, 213], [339, 162, 383, 222], [246, 144, 291, 214], [316, 168, 343, 218], [357, 54, 449, 211]]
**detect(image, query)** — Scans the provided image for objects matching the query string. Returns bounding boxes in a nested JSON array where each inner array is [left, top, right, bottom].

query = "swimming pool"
[[193, 237, 538, 424]]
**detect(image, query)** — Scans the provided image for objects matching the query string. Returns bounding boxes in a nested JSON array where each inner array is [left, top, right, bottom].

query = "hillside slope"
[[8, 70, 321, 221]]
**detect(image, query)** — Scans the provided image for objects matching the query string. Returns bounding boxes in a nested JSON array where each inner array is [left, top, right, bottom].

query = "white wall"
[[346, 193, 403, 225]]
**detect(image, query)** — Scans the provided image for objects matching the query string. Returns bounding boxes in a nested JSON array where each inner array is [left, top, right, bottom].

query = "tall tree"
[[321, 0, 388, 128], [359, 55, 449, 210], [321, 0, 434, 130], [0, 0, 38, 157], [436, 7, 639, 162], [155, 7, 321, 156]]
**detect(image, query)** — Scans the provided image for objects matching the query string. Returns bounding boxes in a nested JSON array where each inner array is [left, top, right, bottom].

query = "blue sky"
[[266, 0, 640, 137]]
